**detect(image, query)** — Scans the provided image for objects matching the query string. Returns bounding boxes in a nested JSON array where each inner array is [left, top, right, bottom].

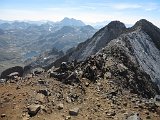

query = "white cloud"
[[88, 2, 159, 11], [110, 3, 142, 10]]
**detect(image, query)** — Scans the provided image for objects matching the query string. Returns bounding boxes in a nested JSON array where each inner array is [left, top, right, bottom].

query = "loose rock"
[[69, 107, 79, 116], [27, 105, 41, 117]]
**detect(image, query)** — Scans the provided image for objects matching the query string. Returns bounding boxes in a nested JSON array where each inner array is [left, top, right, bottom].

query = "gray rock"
[[38, 80, 46, 85], [0, 79, 6, 83], [32, 67, 44, 75], [69, 107, 79, 116], [7, 72, 19, 78], [37, 89, 50, 96], [104, 72, 112, 79], [125, 113, 141, 120], [1, 114, 6, 118], [117, 63, 128, 73], [66, 96, 72, 103], [65, 116, 71, 120], [57, 103, 64, 110], [35, 93, 46, 103], [27, 105, 41, 117], [0, 66, 23, 79], [154, 95, 160, 106], [106, 111, 116, 116]]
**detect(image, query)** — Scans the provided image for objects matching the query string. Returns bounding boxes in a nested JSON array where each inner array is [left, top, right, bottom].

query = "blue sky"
[[0, 0, 160, 26]]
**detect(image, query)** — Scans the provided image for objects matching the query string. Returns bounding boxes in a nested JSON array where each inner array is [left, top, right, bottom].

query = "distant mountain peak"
[[59, 17, 85, 26]]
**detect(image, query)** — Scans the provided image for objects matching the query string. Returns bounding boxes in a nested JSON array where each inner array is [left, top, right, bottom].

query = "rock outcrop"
[[0, 66, 23, 79]]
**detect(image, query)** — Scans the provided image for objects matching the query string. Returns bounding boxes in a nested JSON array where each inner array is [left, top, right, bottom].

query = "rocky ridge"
[[51, 19, 160, 90]]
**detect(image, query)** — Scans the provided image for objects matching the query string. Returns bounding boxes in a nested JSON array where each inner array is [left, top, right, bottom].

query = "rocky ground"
[[1, 50, 160, 120]]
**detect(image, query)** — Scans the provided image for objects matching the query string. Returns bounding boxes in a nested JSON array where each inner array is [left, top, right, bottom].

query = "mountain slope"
[[52, 21, 126, 67], [51, 19, 160, 90]]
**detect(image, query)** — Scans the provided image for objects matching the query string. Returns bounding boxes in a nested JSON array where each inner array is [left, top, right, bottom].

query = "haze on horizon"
[[0, 0, 160, 26]]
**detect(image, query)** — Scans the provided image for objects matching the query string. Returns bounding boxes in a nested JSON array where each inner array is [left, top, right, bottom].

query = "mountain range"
[[0, 18, 97, 74]]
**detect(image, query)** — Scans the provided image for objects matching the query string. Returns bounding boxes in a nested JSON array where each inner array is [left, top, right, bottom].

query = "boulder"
[[1, 114, 6, 118], [37, 89, 50, 96], [0, 66, 23, 79], [31, 67, 44, 75], [7, 72, 19, 79], [125, 113, 141, 120], [69, 107, 79, 116], [154, 95, 160, 106], [27, 105, 41, 117], [0, 79, 6, 83], [50, 72, 68, 79], [38, 80, 46, 85], [35, 93, 46, 103], [57, 103, 64, 110], [104, 72, 112, 79], [117, 63, 128, 73]]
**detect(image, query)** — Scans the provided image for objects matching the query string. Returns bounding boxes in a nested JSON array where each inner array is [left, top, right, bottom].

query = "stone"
[[38, 80, 46, 85], [125, 113, 141, 120], [7, 72, 19, 79], [69, 107, 79, 116], [36, 93, 45, 103], [16, 86, 20, 90], [85, 82, 89, 87], [57, 103, 64, 110], [117, 63, 128, 73], [106, 111, 116, 116], [66, 96, 72, 103], [123, 102, 127, 106], [154, 95, 160, 106], [0, 79, 6, 83], [50, 72, 68, 79], [1, 114, 6, 118], [32, 67, 44, 75], [0, 66, 23, 79], [146, 115, 151, 119], [27, 105, 41, 117], [104, 72, 112, 79], [65, 116, 71, 120], [37, 89, 50, 96]]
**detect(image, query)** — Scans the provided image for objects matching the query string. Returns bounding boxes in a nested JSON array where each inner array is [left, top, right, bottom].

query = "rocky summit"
[[0, 19, 160, 120]]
